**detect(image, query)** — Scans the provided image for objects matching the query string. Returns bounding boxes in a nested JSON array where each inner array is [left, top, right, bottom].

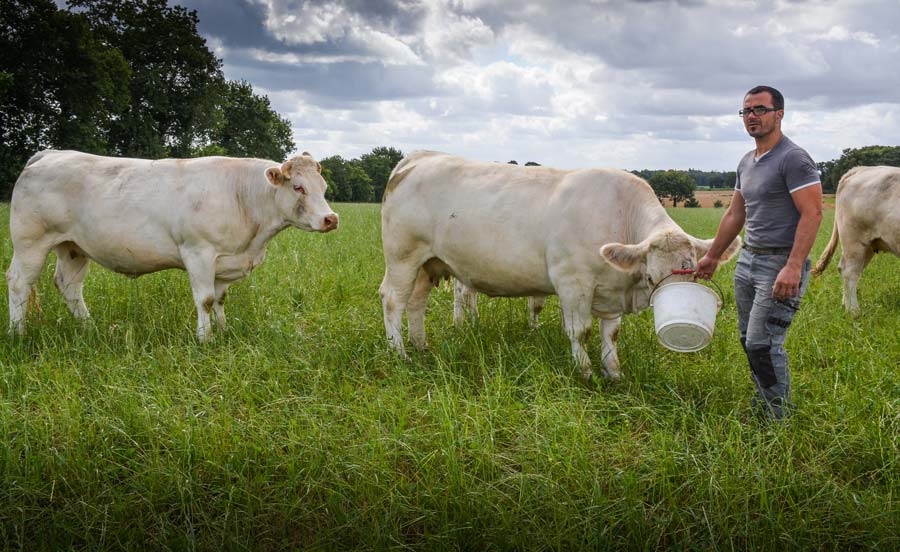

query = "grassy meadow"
[[0, 202, 899, 550]]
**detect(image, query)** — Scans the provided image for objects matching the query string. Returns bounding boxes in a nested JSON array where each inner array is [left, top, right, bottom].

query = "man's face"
[[742, 91, 783, 139]]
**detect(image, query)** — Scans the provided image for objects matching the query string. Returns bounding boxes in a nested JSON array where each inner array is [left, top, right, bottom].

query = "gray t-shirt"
[[735, 135, 820, 248]]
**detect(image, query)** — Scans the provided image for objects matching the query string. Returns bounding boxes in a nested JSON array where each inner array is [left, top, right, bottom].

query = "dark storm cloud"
[[177, 0, 274, 49], [226, 57, 439, 102]]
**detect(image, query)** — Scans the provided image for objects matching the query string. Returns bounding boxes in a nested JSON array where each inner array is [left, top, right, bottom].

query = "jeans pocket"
[[765, 299, 798, 338]]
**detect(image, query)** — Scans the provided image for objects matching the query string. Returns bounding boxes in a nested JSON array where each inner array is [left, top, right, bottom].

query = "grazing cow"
[[452, 279, 546, 328], [7, 149, 338, 341], [379, 151, 741, 380], [813, 165, 900, 313]]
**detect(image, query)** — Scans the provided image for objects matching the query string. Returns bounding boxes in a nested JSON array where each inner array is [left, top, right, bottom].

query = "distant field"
[[1, 202, 898, 550], [666, 190, 837, 208]]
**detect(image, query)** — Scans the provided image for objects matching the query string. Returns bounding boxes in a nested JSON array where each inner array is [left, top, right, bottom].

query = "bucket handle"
[[650, 269, 725, 305]]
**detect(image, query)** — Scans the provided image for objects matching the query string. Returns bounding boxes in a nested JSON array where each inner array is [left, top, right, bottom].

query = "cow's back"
[[384, 151, 663, 247]]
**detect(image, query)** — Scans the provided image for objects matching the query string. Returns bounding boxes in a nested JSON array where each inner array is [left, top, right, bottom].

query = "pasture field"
[[0, 202, 898, 550]]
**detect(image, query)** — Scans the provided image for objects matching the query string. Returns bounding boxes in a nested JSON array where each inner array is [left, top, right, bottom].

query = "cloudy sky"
[[175, 0, 899, 171]]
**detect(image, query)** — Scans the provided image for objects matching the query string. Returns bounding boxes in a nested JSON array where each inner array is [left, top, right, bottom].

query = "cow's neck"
[[630, 202, 679, 244], [236, 182, 292, 254]]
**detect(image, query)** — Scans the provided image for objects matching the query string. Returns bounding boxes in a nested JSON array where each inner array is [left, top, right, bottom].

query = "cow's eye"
[[293, 184, 307, 195]]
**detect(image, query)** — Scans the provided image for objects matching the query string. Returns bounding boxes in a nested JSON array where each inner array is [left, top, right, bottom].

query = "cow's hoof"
[[388, 346, 411, 361], [602, 369, 622, 380]]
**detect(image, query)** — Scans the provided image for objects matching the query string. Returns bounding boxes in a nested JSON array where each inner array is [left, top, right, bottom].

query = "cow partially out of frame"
[[813, 165, 900, 313]]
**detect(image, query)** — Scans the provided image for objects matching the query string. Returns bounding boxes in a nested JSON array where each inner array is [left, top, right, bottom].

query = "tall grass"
[[0, 202, 898, 550]]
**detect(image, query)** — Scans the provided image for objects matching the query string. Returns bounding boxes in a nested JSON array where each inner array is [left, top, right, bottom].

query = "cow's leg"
[[527, 296, 546, 328], [599, 315, 622, 379], [453, 279, 478, 327], [556, 286, 595, 381], [213, 280, 230, 330], [53, 242, 91, 320], [7, 242, 54, 335], [379, 262, 421, 358], [181, 249, 217, 342], [838, 243, 874, 314], [407, 268, 433, 350]]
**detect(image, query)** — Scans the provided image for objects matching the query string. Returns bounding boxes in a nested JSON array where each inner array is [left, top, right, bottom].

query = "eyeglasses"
[[739, 106, 779, 117]]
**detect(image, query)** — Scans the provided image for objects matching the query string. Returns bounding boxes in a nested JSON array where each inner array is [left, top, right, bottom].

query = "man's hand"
[[694, 255, 718, 280], [772, 263, 802, 299]]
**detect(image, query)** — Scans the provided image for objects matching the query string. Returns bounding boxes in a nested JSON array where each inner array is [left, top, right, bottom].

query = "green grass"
[[1, 203, 898, 550]]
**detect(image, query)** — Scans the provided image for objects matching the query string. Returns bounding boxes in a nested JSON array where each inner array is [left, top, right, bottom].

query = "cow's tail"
[[812, 170, 855, 276], [813, 216, 839, 276]]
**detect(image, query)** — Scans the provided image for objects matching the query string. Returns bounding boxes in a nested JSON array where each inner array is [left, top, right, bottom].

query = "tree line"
[[0, 0, 294, 199]]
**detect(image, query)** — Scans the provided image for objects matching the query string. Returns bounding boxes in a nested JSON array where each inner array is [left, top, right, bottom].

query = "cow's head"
[[600, 229, 741, 289], [265, 152, 339, 232]]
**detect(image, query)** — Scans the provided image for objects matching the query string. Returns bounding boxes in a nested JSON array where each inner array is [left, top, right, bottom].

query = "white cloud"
[[251, 0, 423, 65], [812, 25, 880, 47], [419, 2, 495, 64], [185, 0, 900, 170]]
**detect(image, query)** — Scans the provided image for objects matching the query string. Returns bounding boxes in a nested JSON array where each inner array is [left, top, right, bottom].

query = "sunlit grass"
[[0, 203, 898, 550]]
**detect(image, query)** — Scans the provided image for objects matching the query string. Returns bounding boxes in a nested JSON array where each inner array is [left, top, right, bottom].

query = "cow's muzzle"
[[321, 213, 339, 232]]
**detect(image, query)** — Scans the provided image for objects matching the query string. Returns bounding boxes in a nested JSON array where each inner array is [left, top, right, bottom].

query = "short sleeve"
[[784, 149, 820, 192]]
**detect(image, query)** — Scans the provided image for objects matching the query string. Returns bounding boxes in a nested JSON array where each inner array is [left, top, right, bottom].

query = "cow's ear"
[[316, 162, 322, 174], [280, 160, 293, 180], [600, 242, 648, 272], [265, 166, 284, 186], [692, 235, 742, 262]]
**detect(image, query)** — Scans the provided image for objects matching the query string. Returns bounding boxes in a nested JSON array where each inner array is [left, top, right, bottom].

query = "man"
[[695, 85, 823, 421]]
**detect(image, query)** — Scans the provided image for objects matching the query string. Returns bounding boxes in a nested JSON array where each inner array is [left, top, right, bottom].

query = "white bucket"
[[649, 282, 722, 352]]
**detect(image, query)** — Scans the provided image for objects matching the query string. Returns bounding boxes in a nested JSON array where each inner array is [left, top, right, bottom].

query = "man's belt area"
[[743, 245, 793, 255]]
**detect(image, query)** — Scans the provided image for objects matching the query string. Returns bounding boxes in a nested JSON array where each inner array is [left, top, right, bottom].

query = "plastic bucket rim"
[[650, 280, 722, 309]]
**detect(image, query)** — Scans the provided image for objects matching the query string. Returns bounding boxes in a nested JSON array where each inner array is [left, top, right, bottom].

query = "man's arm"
[[695, 190, 746, 279], [772, 183, 823, 299]]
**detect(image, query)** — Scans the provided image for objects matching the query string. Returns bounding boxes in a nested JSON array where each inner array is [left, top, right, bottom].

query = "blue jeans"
[[734, 249, 811, 420]]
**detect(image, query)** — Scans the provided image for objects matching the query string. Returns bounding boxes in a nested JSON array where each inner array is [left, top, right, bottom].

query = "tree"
[[69, 0, 223, 158], [723, 171, 737, 189], [649, 170, 696, 207], [358, 146, 403, 201], [1, 0, 129, 197], [319, 155, 352, 202], [203, 79, 294, 161], [818, 145, 900, 193], [346, 162, 373, 202]]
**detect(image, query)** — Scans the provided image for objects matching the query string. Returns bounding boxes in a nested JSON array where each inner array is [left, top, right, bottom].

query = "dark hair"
[[746, 85, 784, 110]]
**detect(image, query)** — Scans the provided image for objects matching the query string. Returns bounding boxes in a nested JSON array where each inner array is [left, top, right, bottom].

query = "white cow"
[[379, 151, 741, 380], [452, 279, 547, 328], [7, 149, 338, 341], [812, 165, 900, 313]]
